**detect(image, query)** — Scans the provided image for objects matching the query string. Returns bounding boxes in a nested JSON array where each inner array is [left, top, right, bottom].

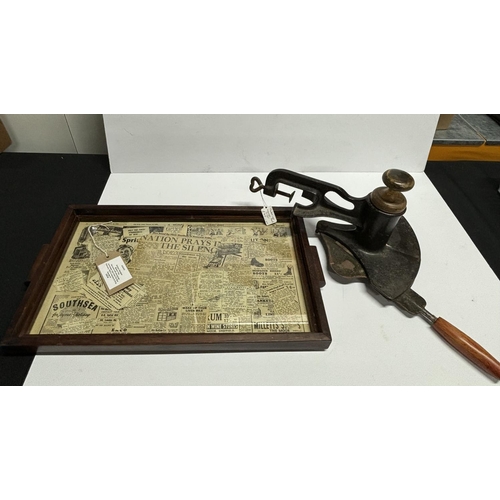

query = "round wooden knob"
[[382, 169, 415, 192], [371, 169, 415, 214]]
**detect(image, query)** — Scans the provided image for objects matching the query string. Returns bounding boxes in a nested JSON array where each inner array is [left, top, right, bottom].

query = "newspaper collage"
[[30, 220, 311, 335]]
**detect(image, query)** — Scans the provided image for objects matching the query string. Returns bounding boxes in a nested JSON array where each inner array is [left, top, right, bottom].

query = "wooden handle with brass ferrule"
[[432, 317, 500, 380]]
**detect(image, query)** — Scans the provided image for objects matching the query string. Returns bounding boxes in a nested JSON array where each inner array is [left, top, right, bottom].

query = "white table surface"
[[24, 172, 500, 385]]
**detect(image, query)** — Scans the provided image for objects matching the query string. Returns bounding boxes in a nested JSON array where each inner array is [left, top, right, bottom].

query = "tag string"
[[87, 222, 113, 258], [260, 191, 268, 207]]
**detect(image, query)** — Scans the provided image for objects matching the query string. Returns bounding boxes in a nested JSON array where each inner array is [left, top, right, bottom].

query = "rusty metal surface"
[[316, 216, 420, 300]]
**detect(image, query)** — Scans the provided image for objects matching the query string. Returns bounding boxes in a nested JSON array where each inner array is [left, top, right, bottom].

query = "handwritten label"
[[95, 251, 134, 295], [261, 205, 277, 225]]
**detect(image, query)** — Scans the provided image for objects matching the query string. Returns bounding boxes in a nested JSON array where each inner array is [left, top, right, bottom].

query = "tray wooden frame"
[[3, 205, 331, 354]]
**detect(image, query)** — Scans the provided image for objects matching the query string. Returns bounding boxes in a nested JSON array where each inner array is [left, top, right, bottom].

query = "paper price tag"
[[95, 251, 135, 295], [261, 205, 277, 225]]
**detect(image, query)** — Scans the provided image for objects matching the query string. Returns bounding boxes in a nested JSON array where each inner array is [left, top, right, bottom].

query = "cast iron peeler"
[[250, 169, 500, 379]]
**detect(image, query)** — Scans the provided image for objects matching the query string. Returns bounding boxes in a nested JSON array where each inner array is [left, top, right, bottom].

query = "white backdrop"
[[103, 114, 439, 173]]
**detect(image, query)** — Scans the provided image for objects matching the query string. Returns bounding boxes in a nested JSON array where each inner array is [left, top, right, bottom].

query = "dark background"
[[0, 153, 110, 385], [425, 161, 500, 280], [1, 154, 499, 385]]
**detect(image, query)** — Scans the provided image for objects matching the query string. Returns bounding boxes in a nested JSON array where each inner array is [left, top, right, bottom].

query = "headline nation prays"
[[130, 234, 219, 253]]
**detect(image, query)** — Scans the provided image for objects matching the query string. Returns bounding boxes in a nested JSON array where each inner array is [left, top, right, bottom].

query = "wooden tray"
[[3, 205, 330, 353]]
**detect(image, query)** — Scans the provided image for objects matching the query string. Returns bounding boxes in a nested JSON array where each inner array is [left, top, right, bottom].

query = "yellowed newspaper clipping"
[[30, 221, 310, 335]]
